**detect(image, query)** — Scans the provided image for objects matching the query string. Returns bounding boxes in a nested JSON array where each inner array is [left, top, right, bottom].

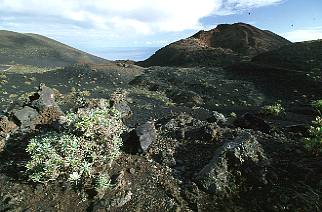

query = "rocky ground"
[[0, 21, 321, 211], [0, 59, 321, 211]]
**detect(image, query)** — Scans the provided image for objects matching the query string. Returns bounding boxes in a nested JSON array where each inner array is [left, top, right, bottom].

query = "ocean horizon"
[[91, 47, 161, 61]]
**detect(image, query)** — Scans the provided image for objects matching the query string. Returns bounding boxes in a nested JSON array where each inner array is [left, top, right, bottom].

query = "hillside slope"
[[252, 39, 322, 73], [138, 23, 291, 67], [0, 30, 108, 67]]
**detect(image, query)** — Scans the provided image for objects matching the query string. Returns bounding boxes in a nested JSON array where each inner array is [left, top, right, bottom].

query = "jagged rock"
[[206, 111, 227, 125], [30, 84, 59, 111], [234, 113, 270, 133], [135, 121, 156, 152], [124, 121, 156, 153], [196, 132, 269, 195], [11, 106, 39, 130]]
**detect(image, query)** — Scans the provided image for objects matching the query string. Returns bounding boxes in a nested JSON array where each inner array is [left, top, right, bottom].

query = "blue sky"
[[0, 0, 321, 59]]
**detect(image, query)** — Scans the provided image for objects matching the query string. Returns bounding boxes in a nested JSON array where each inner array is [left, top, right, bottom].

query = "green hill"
[[0, 30, 108, 67]]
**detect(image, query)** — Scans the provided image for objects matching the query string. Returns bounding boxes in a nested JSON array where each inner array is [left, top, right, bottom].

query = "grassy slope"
[[0, 30, 108, 67]]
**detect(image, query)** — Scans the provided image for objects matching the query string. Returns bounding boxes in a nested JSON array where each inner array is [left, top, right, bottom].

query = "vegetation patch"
[[304, 116, 322, 155], [25, 103, 125, 191], [305, 100, 322, 155], [312, 99, 322, 113], [261, 102, 285, 116]]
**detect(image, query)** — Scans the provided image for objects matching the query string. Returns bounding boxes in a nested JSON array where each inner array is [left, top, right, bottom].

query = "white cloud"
[[212, 0, 284, 15], [0, 0, 284, 36], [283, 27, 322, 42]]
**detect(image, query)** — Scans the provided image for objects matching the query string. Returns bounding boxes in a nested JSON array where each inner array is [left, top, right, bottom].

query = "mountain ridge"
[[138, 22, 291, 67], [0, 30, 108, 67]]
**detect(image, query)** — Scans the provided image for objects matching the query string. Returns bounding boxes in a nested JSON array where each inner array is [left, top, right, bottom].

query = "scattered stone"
[[196, 131, 269, 195]]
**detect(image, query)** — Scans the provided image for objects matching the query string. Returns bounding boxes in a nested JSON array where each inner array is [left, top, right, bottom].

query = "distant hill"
[[0, 30, 108, 67], [252, 39, 322, 73], [138, 23, 291, 67]]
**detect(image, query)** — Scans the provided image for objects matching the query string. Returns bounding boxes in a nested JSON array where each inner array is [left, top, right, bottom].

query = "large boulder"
[[196, 131, 269, 195]]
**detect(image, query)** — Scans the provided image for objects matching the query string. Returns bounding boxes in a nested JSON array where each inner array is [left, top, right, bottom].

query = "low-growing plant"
[[312, 100, 322, 114], [304, 116, 322, 155], [26, 132, 94, 183], [261, 103, 285, 116], [25, 103, 125, 189], [95, 174, 113, 191]]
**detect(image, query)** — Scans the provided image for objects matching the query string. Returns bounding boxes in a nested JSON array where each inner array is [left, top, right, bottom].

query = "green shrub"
[[26, 132, 94, 183], [304, 116, 322, 155], [261, 103, 285, 116], [312, 100, 322, 114], [25, 104, 125, 188]]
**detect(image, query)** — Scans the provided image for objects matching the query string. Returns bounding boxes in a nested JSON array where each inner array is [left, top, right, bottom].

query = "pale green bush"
[[25, 104, 125, 188]]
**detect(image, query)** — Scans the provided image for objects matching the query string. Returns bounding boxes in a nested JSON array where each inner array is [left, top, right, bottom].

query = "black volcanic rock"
[[138, 23, 291, 67], [196, 131, 269, 195]]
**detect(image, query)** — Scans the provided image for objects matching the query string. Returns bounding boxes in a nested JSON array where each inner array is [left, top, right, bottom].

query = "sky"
[[0, 0, 321, 60]]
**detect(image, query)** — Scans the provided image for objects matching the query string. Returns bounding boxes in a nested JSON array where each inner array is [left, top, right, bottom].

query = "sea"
[[92, 47, 160, 62]]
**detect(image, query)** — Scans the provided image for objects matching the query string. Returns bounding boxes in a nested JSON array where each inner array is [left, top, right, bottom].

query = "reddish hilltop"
[[138, 23, 291, 67]]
